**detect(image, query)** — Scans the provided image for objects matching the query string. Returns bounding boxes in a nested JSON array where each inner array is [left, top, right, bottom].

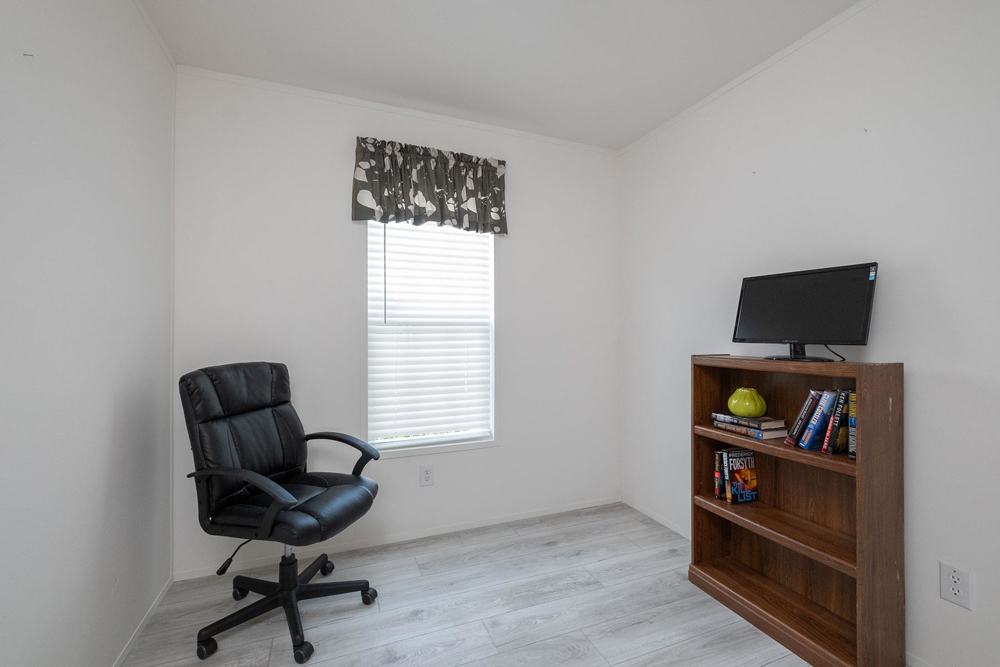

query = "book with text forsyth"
[[723, 449, 758, 503]]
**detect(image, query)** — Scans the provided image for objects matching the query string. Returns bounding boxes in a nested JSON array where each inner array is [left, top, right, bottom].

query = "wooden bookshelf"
[[690, 355, 904, 667]]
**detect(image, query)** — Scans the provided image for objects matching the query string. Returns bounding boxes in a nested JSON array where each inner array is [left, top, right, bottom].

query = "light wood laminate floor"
[[125, 503, 807, 667]]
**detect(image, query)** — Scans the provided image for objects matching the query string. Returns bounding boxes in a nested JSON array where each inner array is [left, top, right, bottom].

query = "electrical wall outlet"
[[940, 561, 973, 610], [419, 465, 434, 487]]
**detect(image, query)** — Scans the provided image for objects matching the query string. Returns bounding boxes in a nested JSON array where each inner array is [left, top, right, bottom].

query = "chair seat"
[[212, 473, 378, 546]]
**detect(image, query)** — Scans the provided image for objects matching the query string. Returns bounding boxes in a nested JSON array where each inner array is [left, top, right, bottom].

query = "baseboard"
[[114, 575, 173, 667], [906, 653, 936, 667], [621, 495, 691, 540], [174, 495, 624, 580]]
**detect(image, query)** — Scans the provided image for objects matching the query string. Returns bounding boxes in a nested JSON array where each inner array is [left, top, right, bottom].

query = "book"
[[785, 390, 821, 446], [822, 390, 850, 454], [712, 421, 787, 440], [848, 391, 858, 460], [721, 450, 730, 500], [714, 450, 726, 499], [711, 413, 786, 430], [723, 449, 758, 503], [797, 390, 837, 450]]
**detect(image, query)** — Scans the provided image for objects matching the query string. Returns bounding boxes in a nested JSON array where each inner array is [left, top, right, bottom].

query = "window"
[[367, 221, 494, 449]]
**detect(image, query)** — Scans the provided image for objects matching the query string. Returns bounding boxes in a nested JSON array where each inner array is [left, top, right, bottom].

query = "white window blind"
[[367, 221, 494, 448]]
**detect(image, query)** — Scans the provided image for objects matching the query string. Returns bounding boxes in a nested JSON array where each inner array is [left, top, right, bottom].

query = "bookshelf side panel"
[[691, 360, 730, 564], [856, 364, 905, 666]]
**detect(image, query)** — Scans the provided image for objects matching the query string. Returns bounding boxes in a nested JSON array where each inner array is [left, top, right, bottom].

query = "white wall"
[[172, 69, 623, 578], [618, 1, 999, 666], [0, 1, 175, 665]]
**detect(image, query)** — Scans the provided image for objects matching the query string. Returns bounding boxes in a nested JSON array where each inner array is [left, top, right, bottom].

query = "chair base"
[[194, 552, 377, 664]]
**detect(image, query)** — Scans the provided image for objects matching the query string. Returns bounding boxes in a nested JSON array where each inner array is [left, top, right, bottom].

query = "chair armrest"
[[187, 467, 298, 538], [304, 432, 380, 475]]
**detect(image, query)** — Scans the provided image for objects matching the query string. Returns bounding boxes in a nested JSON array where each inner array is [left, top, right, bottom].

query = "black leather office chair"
[[179, 361, 380, 664]]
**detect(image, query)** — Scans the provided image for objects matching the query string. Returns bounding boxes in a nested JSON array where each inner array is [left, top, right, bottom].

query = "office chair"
[[179, 361, 380, 664]]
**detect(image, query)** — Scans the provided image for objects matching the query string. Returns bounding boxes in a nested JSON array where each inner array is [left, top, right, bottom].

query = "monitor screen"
[[733, 263, 878, 345]]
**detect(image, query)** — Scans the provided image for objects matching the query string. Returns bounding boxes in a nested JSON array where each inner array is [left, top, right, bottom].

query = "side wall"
[[172, 70, 623, 578], [0, 1, 175, 664], [618, 1, 999, 666]]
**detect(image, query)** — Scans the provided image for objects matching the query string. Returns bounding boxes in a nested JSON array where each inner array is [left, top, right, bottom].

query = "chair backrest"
[[179, 362, 307, 514]]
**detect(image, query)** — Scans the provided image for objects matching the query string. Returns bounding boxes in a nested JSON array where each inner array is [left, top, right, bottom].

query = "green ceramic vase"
[[728, 387, 767, 418]]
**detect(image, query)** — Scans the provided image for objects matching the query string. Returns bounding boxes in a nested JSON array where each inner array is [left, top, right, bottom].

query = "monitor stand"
[[765, 343, 833, 362]]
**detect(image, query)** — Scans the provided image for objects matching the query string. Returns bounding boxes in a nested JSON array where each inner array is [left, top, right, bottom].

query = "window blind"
[[367, 221, 494, 447]]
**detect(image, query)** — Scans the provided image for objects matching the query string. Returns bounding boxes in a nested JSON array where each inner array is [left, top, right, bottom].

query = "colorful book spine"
[[822, 390, 849, 453], [722, 450, 731, 501], [714, 450, 726, 499], [832, 391, 851, 454], [848, 391, 858, 460], [785, 390, 821, 446], [798, 390, 836, 450], [711, 413, 785, 430], [713, 421, 787, 440]]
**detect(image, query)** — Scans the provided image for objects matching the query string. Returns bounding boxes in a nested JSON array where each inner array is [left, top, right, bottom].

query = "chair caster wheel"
[[232, 586, 248, 601], [196, 638, 218, 659], [361, 588, 378, 605], [320, 561, 335, 576], [293, 641, 314, 664]]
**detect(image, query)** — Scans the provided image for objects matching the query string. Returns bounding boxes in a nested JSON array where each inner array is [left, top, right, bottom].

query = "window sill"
[[375, 437, 498, 459]]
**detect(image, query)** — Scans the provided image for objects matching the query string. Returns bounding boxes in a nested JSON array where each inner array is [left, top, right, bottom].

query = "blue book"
[[798, 390, 837, 450]]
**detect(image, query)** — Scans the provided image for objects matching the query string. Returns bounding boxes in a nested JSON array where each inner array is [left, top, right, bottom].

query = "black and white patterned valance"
[[352, 136, 507, 235]]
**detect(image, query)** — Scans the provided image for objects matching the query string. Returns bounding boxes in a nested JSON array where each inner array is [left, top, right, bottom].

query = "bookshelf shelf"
[[690, 355, 904, 667], [693, 494, 856, 577], [694, 424, 857, 476], [689, 557, 857, 667]]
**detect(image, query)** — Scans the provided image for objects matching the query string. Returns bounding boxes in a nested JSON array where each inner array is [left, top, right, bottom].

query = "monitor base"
[[764, 344, 834, 362]]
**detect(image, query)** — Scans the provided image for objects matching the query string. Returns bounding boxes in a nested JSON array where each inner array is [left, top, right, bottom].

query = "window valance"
[[352, 136, 507, 235]]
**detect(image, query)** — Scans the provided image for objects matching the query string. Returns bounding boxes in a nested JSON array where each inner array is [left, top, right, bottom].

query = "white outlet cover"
[[940, 561, 973, 611], [419, 465, 434, 487]]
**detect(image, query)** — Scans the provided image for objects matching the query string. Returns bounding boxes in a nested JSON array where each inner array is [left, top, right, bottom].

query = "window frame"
[[361, 221, 499, 457]]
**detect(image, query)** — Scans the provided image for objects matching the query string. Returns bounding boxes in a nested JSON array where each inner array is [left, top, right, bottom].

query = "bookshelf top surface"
[[692, 354, 901, 377]]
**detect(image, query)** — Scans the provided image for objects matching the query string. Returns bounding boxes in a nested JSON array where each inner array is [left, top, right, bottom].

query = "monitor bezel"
[[732, 262, 878, 346]]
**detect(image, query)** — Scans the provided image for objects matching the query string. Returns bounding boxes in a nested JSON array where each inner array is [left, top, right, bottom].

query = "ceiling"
[[141, 0, 858, 149]]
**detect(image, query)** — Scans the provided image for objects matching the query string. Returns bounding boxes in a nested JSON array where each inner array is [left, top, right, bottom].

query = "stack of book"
[[711, 413, 787, 440], [785, 389, 857, 459], [713, 448, 758, 503]]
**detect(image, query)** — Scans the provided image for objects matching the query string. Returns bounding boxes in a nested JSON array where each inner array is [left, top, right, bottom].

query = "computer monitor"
[[732, 262, 878, 361]]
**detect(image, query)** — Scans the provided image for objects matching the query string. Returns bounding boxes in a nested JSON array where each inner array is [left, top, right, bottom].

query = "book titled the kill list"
[[721, 449, 758, 503]]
